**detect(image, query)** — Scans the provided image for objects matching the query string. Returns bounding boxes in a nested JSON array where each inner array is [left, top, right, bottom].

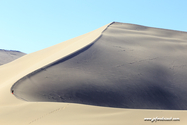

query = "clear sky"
[[1, 0, 187, 54]]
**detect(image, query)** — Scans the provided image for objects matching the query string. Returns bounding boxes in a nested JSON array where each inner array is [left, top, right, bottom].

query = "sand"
[[0, 49, 25, 66], [0, 22, 187, 124]]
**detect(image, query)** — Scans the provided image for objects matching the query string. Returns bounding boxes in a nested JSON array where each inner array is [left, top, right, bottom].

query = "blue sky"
[[1, 0, 187, 54]]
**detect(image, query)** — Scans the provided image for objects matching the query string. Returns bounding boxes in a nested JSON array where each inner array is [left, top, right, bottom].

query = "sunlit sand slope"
[[12, 22, 187, 110]]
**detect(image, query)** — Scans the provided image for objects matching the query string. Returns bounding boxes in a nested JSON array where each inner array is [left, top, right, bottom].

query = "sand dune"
[[12, 22, 187, 110], [0, 22, 187, 124], [0, 49, 25, 65]]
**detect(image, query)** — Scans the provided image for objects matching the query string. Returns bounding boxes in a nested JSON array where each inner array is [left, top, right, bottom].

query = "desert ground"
[[0, 22, 187, 125]]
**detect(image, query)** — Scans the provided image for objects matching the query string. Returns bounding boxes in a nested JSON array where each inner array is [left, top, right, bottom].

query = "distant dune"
[[1, 22, 187, 125], [0, 49, 25, 65]]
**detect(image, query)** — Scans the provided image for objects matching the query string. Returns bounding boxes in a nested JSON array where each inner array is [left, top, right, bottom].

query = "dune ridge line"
[[10, 22, 113, 98]]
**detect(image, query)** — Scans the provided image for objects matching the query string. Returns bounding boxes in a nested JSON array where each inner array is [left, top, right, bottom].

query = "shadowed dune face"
[[11, 22, 187, 110]]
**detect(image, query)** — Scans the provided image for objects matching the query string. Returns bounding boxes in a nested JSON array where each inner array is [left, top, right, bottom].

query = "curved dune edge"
[[0, 23, 110, 105], [0, 22, 187, 124]]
